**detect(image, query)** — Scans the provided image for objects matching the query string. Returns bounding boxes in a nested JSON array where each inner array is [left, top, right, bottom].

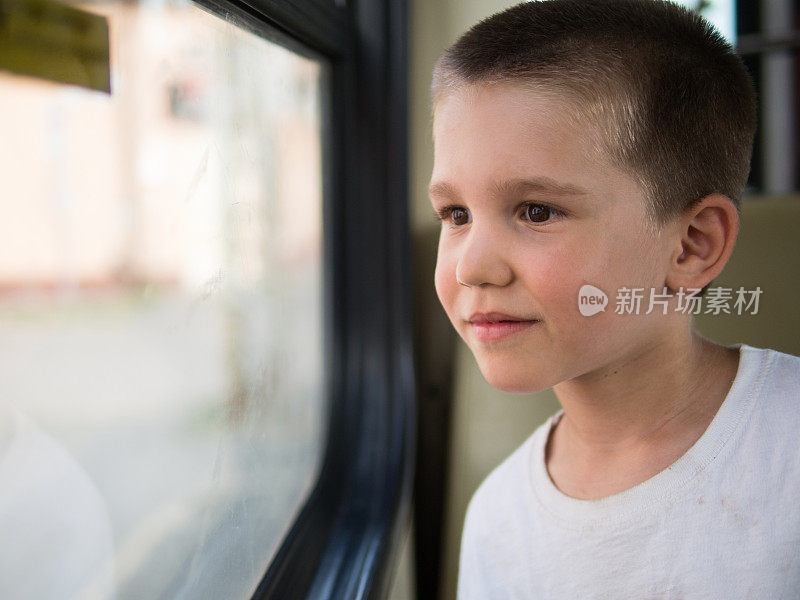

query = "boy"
[[428, 0, 800, 597]]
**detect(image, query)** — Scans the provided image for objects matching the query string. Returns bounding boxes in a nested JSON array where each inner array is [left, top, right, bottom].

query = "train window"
[[0, 0, 411, 596], [670, 1, 799, 195], [0, 0, 327, 597], [735, 0, 799, 194]]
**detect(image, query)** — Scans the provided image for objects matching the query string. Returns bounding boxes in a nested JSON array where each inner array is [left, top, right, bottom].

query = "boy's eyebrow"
[[427, 181, 460, 201], [428, 177, 587, 201], [491, 177, 588, 198]]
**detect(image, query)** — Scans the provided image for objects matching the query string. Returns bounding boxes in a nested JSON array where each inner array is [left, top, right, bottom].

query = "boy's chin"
[[476, 359, 555, 394]]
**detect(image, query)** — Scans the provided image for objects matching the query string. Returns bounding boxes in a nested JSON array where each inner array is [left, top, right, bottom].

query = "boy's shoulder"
[[736, 343, 800, 436], [459, 418, 553, 594], [737, 343, 800, 405], [755, 343, 800, 379], [464, 415, 553, 531]]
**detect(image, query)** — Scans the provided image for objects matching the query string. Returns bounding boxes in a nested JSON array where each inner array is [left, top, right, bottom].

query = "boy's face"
[[430, 83, 681, 393]]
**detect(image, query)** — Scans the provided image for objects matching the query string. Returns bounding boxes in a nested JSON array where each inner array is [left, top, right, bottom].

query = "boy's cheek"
[[433, 256, 475, 344], [518, 250, 589, 309], [433, 257, 458, 320], [525, 243, 637, 308]]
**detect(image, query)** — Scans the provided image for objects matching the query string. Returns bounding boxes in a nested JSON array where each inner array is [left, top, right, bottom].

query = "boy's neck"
[[545, 331, 740, 500]]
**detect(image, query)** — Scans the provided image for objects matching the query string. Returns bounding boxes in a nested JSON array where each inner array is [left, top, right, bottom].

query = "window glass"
[[736, 0, 798, 193], [0, 1, 325, 598], [674, 0, 736, 43]]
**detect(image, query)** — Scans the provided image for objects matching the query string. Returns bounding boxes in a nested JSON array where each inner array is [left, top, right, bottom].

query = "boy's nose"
[[455, 227, 513, 288]]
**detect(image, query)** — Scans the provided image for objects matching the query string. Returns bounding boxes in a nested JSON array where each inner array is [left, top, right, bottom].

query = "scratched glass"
[[0, 1, 325, 598]]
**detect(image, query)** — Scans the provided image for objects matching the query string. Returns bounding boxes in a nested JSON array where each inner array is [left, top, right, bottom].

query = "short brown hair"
[[432, 0, 757, 225]]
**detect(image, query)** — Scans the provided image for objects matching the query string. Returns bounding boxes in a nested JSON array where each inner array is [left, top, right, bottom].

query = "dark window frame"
[[193, 0, 414, 598]]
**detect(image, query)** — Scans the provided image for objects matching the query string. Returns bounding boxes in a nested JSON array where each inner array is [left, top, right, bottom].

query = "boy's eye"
[[433, 205, 471, 227], [523, 203, 557, 223], [449, 207, 470, 226]]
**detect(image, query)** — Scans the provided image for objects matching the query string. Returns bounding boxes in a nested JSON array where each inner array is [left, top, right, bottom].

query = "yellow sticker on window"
[[0, 0, 110, 93]]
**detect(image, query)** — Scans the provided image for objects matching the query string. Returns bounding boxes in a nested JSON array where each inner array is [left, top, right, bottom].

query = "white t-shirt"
[[458, 344, 800, 599]]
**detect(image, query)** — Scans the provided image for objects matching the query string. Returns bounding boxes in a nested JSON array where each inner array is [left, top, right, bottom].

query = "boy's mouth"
[[468, 312, 539, 324], [467, 312, 540, 342]]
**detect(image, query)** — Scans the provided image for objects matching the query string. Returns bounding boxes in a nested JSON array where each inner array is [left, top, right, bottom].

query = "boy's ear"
[[665, 193, 739, 293]]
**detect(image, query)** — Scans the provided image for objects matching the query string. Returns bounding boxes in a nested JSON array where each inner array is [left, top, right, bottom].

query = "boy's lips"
[[467, 312, 541, 342]]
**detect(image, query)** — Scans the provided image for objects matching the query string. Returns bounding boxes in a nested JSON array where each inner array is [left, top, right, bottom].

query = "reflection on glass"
[[0, 1, 325, 598]]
